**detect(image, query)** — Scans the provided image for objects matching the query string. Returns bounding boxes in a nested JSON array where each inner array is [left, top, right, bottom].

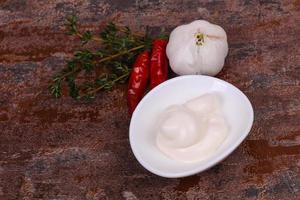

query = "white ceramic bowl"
[[129, 75, 254, 178]]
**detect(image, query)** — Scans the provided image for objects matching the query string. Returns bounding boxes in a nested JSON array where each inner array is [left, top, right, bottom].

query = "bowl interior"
[[129, 75, 254, 178]]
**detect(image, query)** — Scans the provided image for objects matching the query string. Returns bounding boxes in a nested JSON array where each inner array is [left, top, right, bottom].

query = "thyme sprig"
[[79, 71, 131, 99], [66, 15, 145, 44], [66, 15, 102, 43], [50, 15, 151, 99]]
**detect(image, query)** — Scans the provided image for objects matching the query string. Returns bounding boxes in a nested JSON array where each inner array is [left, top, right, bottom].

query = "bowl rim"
[[129, 75, 254, 178]]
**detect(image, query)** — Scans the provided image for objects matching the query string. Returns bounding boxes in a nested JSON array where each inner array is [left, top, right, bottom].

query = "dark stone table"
[[0, 0, 299, 199]]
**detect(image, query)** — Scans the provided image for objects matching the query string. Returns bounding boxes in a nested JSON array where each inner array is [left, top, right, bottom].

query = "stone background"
[[0, 0, 299, 199]]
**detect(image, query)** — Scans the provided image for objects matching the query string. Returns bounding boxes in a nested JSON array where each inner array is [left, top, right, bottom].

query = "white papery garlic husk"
[[166, 20, 228, 76]]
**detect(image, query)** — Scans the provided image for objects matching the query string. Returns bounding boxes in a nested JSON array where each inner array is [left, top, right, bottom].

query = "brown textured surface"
[[0, 0, 300, 199]]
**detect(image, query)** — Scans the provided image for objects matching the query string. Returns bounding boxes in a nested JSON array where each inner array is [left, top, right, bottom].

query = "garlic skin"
[[166, 20, 228, 76]]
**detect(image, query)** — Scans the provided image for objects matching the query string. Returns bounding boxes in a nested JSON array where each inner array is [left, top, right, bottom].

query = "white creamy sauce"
[[156, 93, 229, 162]]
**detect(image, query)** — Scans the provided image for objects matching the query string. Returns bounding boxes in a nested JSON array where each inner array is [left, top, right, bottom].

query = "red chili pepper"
[[150, 39, 168, 89], [127, 51, 150, 114]]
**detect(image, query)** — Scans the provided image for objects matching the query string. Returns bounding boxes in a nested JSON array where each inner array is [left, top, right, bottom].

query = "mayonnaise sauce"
[[156, 93, 229, 162]]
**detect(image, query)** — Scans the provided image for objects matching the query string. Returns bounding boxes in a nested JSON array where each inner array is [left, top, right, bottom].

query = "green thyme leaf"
[[50, 14, 149, 99]]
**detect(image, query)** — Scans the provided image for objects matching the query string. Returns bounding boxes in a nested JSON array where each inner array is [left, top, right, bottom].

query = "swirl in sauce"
[[156, 93, 229, 162]]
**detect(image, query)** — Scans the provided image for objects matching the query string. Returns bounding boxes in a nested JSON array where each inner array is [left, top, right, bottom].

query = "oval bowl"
[[129, 75, 254, 178]]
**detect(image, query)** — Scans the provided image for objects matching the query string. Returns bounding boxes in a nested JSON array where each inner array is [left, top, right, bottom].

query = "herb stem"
[[94, 44, 145, 64], [53, 44, 144, 83], [118, 26, 145, 38], [55, 68, 81, 82], [80, 71, 131, 98], [51, 17, 149, 99], [75, 28, 144, 43], [76, 32, 102, 42]]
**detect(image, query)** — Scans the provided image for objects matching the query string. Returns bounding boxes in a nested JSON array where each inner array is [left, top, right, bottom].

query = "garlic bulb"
[[166, 20, 228, 76]]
